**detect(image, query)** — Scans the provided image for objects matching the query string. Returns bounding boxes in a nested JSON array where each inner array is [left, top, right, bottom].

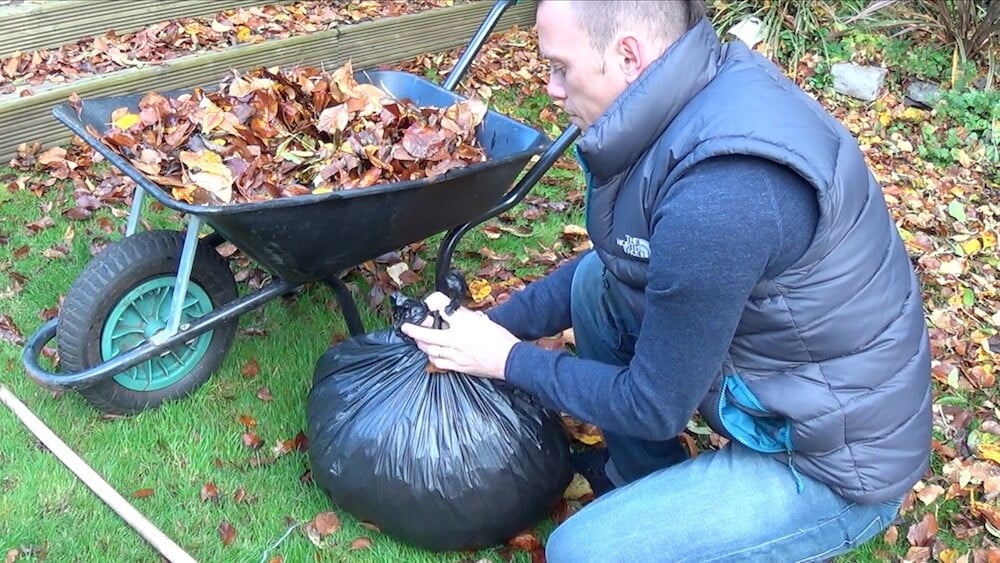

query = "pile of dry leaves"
[[88, 61, 487, 205]]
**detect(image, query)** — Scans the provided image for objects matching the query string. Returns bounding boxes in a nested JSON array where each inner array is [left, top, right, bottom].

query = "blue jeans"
[[557, 253, 902, 561]]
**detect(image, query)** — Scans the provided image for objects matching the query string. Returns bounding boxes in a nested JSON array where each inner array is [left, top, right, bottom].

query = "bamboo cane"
[[0, 385, 197, 563]]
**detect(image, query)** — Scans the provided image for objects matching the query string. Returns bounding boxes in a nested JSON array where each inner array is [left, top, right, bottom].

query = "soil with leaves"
[[0, 0, 459, 98], [1, 5, 999, 563]]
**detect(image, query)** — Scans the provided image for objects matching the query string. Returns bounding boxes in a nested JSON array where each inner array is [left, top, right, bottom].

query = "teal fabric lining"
[[718, 374, 805, 493]]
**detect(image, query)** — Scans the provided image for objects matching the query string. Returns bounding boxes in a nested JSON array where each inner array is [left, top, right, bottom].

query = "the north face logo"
[[616, 235, 650, 259]]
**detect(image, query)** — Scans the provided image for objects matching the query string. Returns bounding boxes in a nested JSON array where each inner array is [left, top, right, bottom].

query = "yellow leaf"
[[236, 26, 252, 42], [563, 473, 594, 500], [179, 150, 234, 203], [468, 279, 492, 303], [955, 149, 974, 168], [937, 549, 960, 563], [577, 434, 603, 446], [901, 107, 926, 122], [961, 238, 982, 255], [978, 443, 1000, 464], [114, 112, 141, 130], [878, 111, 891, 128], [984, 231, 997, 249]]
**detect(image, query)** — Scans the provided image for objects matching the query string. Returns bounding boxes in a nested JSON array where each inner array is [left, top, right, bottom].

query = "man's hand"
[[400, 292, 520, 379]]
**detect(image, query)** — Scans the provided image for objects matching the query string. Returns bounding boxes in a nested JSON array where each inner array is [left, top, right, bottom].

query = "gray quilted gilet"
[[577, 18, 931, 504]]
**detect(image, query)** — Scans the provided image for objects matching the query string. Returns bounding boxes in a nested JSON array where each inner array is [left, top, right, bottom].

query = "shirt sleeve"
[[503, 156, 818, 440], [485, 252, 586, 341]]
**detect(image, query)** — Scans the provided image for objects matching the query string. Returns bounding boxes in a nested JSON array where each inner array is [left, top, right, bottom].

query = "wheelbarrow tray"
[[52, 70, 549, 282]]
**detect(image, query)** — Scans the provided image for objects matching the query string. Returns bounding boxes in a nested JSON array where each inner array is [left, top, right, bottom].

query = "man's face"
[[536, 1, 630, 131]]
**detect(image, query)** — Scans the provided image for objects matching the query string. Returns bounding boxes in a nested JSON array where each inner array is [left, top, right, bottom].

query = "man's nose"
[[546, 75, 565, 105]]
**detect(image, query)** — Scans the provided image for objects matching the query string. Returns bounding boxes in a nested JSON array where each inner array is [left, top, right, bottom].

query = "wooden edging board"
[[0, 0, 296, 57]]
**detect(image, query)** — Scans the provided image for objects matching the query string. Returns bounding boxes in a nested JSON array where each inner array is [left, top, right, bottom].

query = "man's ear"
[[617, 35, 646, 84]]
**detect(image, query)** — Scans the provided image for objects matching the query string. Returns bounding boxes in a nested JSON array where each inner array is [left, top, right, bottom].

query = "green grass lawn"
[[0, 68, 934, 562], [0, 88, 588, 561]]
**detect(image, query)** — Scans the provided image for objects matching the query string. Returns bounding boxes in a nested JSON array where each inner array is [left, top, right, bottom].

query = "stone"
[[831, 63, 888, 102], [905, 80, 943, 109]]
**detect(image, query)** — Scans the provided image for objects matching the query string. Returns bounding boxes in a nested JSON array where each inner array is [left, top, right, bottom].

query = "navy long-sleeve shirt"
[[488, 156, 819, 441]]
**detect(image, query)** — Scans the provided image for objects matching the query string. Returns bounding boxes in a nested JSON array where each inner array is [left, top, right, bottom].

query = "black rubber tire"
[[57, 230, 238, 415]]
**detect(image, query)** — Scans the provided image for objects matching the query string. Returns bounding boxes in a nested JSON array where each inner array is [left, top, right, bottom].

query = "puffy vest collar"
[[577, 18, 723, 183]]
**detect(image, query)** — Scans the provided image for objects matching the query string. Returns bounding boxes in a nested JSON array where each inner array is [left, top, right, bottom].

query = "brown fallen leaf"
[[256, 387, 273, 401], [972, 500, 1000, 528], [550, 498, 579, 524], [242, 432, 263, 449], [884, 524, 899, 545], [233, 488, 247, 503], [5, 548, 18, 563], [42, 245, 69, 259], [916, 483, 945, 505], [241, 358, 260, 378], [201, 482, 220, 502], [508, 531, 542, 552], [904, 546, 930, 563], [350, 537, 373, 550], [218, 521, 236, 547], [0, 315, 25, 346], [293, 430, 308, 452], [312, 511, 341, 537], [26, 216, 55, 233], [906, 512, 938, 546], [68, 92, 83, 118], [360, 521, 381, 533], [132, 488, 154, 498], [238, 414, 256, 428]]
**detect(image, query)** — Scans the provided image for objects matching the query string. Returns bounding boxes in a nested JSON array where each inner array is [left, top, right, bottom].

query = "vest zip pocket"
[[717, 373, 804, 493]]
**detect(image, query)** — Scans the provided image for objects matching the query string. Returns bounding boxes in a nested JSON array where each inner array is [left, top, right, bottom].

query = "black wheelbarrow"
[[21, 0, 580, 415]]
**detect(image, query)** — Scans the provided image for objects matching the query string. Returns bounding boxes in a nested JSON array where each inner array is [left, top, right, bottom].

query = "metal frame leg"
[[325, 277, 365, 337], [125, 187, 146, 236], [150, 216, 201, 345]]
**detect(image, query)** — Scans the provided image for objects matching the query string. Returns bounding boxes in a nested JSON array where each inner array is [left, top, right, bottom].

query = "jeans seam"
[[703, 502, 859, 562], [795, 515, 884, 563]]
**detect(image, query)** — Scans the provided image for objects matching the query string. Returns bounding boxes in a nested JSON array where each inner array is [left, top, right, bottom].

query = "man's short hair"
[[566, 0, 708, 53]]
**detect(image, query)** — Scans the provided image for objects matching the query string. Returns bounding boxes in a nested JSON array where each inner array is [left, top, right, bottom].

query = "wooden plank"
[[0, 0, 293, 57], [0, 1, 538, 163]]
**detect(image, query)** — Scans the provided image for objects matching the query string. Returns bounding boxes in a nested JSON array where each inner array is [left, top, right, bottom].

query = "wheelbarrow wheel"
[[57, 230, 238, 415]]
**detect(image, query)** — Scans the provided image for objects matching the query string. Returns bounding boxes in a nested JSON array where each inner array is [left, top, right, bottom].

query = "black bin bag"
[[305, 294, 573, 551]]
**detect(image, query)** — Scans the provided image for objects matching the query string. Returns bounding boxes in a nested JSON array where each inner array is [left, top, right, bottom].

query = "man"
[[402, 0, 932, 560]]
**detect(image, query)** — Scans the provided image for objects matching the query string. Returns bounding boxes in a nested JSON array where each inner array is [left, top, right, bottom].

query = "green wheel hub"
[[101, 277, 214, 391]]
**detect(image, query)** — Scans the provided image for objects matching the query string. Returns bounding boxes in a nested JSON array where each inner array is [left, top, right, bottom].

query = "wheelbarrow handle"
[[442, 0, 520, 92], [435, 123, 582, 293]]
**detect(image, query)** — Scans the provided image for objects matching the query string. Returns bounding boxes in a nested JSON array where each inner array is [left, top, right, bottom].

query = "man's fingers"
[[423, 292, 451, 313], [400, 322, 452, 345], [430, 357, 461, 373]]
